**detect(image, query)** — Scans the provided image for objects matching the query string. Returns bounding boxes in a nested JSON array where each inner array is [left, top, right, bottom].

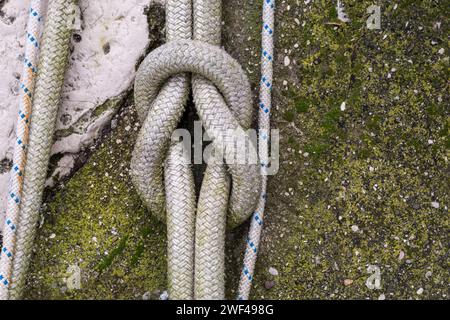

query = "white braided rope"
[[5, 0, 76, 300], [133, 0, 260, 299], [238, 0, 275, 300], [0, 0, 47, 300]]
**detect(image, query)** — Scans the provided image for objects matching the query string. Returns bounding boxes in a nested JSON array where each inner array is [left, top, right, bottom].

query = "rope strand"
[[238, 0, 275, 300], [0, 0, 46, 300]]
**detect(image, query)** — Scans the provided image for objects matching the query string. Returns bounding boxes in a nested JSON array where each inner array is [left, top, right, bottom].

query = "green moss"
[[328, 5, 338, 20], [97, 236, 129, 272], [322, 108, 341, 133], [283, 110, 295, 122], [93, 95, 128, 117], [295, 97, 310, 113], [25, 107, 167, 299]]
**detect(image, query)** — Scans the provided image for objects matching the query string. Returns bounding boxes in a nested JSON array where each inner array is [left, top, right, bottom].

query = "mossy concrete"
[[25, 1, 448, 299], [26, 105, 167, 299]]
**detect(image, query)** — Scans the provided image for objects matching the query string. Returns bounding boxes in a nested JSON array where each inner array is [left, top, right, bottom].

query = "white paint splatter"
[[336, 1, 350, 23]]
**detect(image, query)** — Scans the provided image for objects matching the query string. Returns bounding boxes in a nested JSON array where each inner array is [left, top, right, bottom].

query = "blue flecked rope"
[[238, 0, 275, 300], [0, 0, 46, 300]]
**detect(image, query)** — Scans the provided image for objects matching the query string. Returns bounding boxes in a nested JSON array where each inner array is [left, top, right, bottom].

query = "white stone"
[[340, 101, 346, 111], [431, 201, 439, 209], [284, 55, 291, 66], [160, 290, 169, 300], [268, 267, 279, 276]]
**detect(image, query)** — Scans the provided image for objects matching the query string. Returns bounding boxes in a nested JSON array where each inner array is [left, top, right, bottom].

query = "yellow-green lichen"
[[25, 107, 167, 299]]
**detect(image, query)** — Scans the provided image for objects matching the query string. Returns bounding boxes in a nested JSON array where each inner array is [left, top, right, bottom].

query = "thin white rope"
[[238, 0, 275, 300], [0, 0, 46, 300]]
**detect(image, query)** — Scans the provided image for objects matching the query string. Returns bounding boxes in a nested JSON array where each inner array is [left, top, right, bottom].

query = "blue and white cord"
[[238, 0, 275, 300], [0, 0, 46, 300]]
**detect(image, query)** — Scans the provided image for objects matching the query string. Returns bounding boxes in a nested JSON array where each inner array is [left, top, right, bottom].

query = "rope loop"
[[131, 1, 260, 299]]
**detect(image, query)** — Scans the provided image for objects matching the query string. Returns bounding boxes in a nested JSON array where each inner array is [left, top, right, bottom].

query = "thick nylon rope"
[[0, 0, 47, 300], [238, 0, 275, 300], [132, 0, 260, 299]]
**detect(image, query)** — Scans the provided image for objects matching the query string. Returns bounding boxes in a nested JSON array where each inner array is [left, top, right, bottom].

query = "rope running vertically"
[[0, 0, 47, 300], [132, 0, 260, 299], [238, 0, 275, 300], [1, 0, 77, 299]]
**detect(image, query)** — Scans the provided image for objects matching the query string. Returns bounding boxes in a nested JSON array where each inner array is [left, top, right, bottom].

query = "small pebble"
[[268, 267, 279, 276], [344, 279, 353, 286], [351, 225, 359, 232], [142, 292, 151, 300], [431, 201, 439, 209], [284, 56, 291, 66], [417, 288, 424, 295], [49, 233, 56, 239], [160, 290, 169, 300], [340, 101, 346, 111], [398, 250, 405, 260], [264, 280, 276, 290], [378, 294, 386, 300]]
